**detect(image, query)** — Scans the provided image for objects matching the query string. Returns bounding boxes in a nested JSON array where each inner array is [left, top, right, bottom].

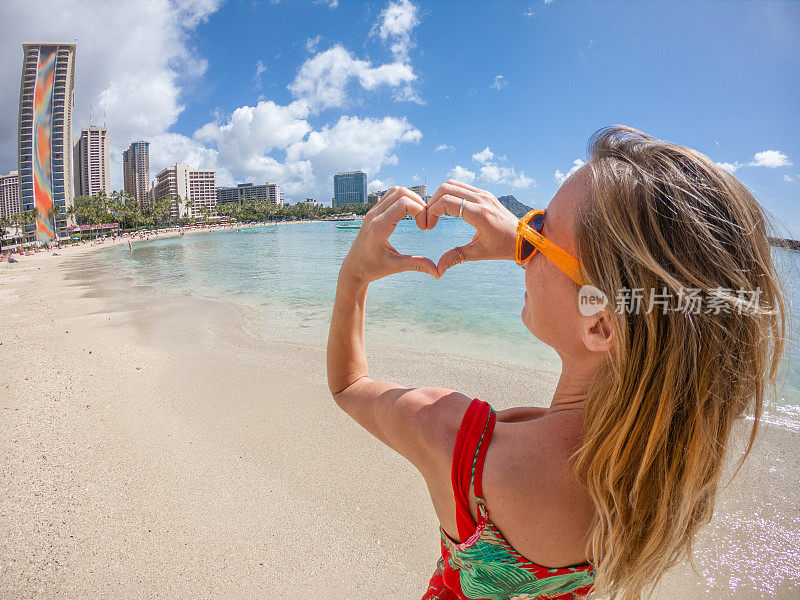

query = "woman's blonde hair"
[[573, 126, 787, 599]]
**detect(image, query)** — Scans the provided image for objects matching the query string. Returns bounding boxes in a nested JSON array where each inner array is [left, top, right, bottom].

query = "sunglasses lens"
[[518, 211, 543, 263], [528, 211, 544, 232], [520, 238, 536, 261]]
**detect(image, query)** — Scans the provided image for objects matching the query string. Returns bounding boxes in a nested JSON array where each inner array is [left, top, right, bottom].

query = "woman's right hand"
[[425, 180, 520, 277]]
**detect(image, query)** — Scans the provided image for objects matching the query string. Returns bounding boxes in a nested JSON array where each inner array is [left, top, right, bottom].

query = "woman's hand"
[[339, 186, 440, 287], [425, 180, 520, 277]]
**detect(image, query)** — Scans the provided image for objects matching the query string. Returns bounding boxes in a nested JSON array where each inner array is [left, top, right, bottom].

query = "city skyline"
[[0, 2, 797, 234]]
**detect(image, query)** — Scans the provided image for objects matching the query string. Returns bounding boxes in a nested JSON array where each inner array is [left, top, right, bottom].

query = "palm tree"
[[0, 215, 10, 252], [47, 203, 62, 241], [183, 197, 195, 221]]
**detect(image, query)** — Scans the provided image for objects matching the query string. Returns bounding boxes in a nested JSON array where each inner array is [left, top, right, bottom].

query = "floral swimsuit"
[[422, 399, 595, 600]]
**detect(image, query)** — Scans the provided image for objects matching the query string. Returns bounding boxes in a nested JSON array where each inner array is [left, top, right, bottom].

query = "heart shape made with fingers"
[[357, 181, 518, 282]]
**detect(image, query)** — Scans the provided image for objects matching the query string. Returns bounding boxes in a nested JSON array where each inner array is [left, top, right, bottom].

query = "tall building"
[[18, 42, 76, 240], [410, 184, 426, 200], [154, 164, 216, 219], [367, 184, 426, 206], [216, 182, 282, 206], [0, 171, 20, 219], [216, 185, 241, 205], [188, 170, 216, 218], [74, 126, 110, 197], [333, 171, 367, 207], [154, 164, 189, 218], [123, 140, 150, 204]]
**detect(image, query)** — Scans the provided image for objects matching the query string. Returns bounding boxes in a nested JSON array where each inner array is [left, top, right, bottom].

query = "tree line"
[[0, 191, 374, 241]]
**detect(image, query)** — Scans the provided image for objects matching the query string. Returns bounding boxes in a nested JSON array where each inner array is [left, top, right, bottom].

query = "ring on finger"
[[458, 199, 465, 218]]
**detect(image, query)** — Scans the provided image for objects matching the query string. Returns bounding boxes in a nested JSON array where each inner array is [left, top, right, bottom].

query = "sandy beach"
[[1, 243, 798, 599]]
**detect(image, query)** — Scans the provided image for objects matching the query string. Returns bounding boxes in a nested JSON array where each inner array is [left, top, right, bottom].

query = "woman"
[[326, 126, 786, 599]]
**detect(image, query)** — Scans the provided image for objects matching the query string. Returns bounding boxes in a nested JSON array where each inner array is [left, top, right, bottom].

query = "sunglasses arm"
[[517, 223, 585, 287]]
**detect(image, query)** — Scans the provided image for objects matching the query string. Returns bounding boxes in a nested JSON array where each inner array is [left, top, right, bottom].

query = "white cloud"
[[469, 146, 534, 189], [0, 0, 222, 187], [253, 60, 268, 89], [194, 101, 421, 201], [369, 179, 392, 191], [554, 158, 586, 184], [194, 101, 313, 172], [371, 0, 419, 62], [472, 147, 494, 164], [510, 172, 535, 189], [715, 161, 741, 174], [544, 0, 555, 4], [288, 45, 417, 113], [523, 7, 536, 17], [305, 35, 322, 53], [148, 132, 233, 186], [281, 115, 421, 198], [435, 144, 454, 152], [490, 75, 507, 90], [749, 150, 792, 168], [448, 165, 476, 184], [478, 164, 535, 189], [784, 174, 797, 183]]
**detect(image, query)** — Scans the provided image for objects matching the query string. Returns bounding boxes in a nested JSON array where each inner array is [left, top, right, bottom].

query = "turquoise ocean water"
[[108, 219, 800, 432]]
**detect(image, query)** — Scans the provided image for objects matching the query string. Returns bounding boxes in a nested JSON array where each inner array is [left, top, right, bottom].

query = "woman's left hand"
[[339, 186, 439, 286]]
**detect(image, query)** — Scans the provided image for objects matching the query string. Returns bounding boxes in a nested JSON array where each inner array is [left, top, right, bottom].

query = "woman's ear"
[[580, 309, 614, 353]]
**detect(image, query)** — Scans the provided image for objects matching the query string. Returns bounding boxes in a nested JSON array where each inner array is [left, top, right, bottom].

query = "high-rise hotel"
[[74, 126, 110, 197], [333, 171, 367, 207], [0, 172, 20, 219], [18, 42, 76, 240], [154, 164, 217, 220], [123, 141, 150, 204]]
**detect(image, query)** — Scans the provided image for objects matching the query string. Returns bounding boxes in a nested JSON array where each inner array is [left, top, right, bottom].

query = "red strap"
[[451, 399, 496, 542], [473, 408, 496, 500]]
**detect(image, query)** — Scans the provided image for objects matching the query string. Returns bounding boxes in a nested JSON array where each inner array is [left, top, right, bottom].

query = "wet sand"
[[0, 246, 797, 599]]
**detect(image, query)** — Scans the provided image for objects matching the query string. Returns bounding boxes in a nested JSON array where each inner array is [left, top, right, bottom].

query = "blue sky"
[[0, 1, 798, 235]]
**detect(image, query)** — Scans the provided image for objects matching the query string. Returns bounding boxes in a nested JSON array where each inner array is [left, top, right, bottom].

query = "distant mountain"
[[497, 195, 533, 218]]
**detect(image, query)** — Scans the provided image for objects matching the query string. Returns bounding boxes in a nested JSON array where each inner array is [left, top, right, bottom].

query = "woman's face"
[[521, 167, 592, 357]]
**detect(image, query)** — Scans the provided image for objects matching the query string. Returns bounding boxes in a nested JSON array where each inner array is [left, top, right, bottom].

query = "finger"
[[367, 187, 405, 219], [436, 241, 478, 277], [394, 186, 428, 230], [426, 194, 480, 230], [393, 252, 439, 279], [428, 181, 472, 207], [425, 183, 479, 229], [372, 195, 426, 232], [446, 179, 488, 196], [371, 187, 426, 228], [373, 186, 425, 214]]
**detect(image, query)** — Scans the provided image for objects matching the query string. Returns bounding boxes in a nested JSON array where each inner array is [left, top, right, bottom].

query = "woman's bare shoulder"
[[494, 406, 548, 423], [481, 413, 594, 567]]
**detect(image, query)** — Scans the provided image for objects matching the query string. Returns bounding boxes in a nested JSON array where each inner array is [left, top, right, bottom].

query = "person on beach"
[[326, 126, 786, 600]]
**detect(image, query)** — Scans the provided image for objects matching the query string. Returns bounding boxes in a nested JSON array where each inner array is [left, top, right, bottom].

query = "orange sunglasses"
[[515, 209, 585, 287]]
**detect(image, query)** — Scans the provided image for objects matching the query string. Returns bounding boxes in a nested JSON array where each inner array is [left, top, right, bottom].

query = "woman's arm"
[[327, 182, 522, 470], [326, 186, 437, 397], [327, 188, 470, 468]]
